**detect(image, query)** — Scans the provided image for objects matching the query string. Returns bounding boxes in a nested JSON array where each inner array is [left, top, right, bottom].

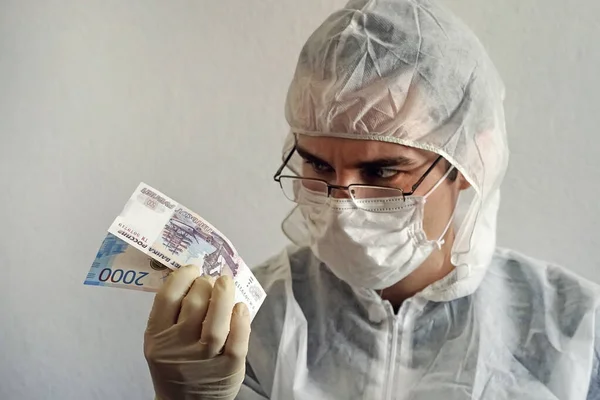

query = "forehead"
[[296, 135, 436, 161]]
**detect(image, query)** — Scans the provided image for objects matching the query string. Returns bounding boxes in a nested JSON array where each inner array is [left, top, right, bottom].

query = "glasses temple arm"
[[407, 155, 443, 195], [273, 145, 297, 181]]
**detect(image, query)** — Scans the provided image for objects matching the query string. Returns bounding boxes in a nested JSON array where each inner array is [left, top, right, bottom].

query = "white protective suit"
[[237, 0, 600, 398]]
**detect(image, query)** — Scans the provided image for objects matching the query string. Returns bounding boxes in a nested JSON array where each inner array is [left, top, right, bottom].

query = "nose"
[[330, 172, 355, 199], [330, 186, 352, 199]]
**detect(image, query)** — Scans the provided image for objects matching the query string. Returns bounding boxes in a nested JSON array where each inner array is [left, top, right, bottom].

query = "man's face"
[[295, 135, 469, 244]]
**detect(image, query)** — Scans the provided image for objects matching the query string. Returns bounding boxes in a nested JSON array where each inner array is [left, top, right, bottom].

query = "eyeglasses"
[[273, 145, 443, 207]]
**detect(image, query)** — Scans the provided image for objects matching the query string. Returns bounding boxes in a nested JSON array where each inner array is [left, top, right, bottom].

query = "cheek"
[[421, 187, 456, 238]]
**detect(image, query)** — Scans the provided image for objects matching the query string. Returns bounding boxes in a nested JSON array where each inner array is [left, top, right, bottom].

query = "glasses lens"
[[349, 185, 404, 200], [279, 177, 328, 204]]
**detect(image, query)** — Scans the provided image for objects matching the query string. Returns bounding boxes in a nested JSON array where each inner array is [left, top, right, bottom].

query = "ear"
[[457, 171, 471, 191]]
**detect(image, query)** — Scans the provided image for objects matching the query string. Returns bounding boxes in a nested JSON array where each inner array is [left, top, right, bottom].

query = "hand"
[[144, 265, 251, 400]]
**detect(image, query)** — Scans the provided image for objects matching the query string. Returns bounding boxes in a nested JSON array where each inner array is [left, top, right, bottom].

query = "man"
[[143, 0, 600, 398]]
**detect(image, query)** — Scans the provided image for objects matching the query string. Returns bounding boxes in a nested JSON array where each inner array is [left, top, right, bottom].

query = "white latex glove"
[[144, 265, 251, 400]]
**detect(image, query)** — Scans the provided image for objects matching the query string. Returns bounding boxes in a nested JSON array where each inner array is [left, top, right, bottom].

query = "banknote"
[[85, 183, 266, 318], [84, 233, 172, 292]]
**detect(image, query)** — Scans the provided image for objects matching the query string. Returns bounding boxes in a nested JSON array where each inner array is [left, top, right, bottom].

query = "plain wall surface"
[[1, 1, 599, 399]]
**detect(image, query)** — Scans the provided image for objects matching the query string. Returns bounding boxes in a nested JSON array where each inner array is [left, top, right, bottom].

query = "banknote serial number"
[[234, 280, 253, 308], [98, 268, 149, 286]]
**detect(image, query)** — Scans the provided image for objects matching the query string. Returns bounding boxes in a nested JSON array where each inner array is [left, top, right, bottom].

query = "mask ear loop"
[[423, 166, 456, 200], [421, 166, 457, 249], [435, 207, 457, 249], [373, 166, 458, 299]]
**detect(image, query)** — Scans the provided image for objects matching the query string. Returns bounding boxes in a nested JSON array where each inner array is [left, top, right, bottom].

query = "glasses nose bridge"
[[327, 183, 353, 199]]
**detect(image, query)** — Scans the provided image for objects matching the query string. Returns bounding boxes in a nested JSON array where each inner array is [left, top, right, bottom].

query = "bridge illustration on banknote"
[[156, 214, 240, 278]]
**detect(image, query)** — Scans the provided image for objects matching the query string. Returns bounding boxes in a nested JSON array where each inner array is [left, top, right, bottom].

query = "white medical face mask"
[[299, 168, 455, 290]]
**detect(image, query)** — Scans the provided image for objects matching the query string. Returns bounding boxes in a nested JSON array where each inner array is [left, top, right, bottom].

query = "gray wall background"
[[1, 1, 599, 399]]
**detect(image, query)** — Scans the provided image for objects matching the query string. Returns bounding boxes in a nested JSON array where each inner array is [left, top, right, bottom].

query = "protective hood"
[[280, 0, 509, 302]]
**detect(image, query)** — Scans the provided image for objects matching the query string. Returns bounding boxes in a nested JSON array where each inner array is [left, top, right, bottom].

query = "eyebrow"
[[296, 146, 416, 169], [296, 147, 330, 166]]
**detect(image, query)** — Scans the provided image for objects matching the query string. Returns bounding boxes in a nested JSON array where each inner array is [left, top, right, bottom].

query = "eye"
[[362, 168, 403, 181], [305, 160, 333, 174]]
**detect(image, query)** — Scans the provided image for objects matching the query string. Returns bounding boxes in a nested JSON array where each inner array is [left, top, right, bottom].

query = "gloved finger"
[[199, 275, 236, 358], [147, 264, 200, 335], [176, 276, 214, 336], [224, 302, 251, 366]]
